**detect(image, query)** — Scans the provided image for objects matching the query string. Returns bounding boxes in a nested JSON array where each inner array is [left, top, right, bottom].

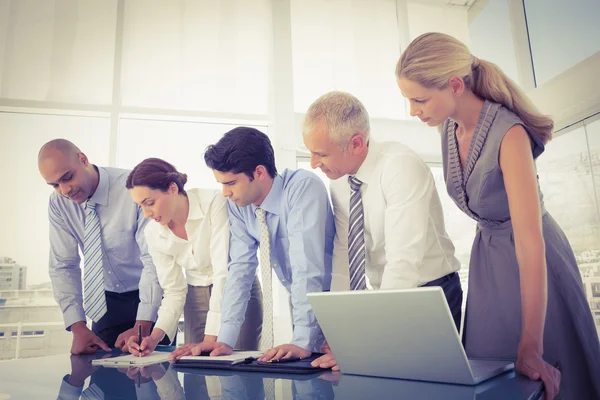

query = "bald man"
[[38, 139, 165, 357]]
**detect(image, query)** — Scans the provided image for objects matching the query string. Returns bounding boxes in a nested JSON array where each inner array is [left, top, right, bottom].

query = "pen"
[[231, 356, 259, 366], [137, 324, 142, 358]]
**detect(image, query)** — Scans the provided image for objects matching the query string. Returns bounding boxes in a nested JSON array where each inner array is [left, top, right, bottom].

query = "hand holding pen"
[[126, 326, 165, 357]]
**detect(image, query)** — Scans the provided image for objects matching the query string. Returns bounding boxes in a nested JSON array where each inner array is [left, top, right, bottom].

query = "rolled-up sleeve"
[[204, 195, 230, 336], [217, 201, 259, 348], [286, 177, 330, 352], [145, 226, 187, 341], [48, 199, 86, 330], [135, 206, 162, 322]]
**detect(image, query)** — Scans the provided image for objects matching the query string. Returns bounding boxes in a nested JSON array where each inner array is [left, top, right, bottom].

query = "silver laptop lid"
[[308, 287, 477, 384]]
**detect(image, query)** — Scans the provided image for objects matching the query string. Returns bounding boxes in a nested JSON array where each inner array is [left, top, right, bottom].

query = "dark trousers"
[[421, 272, 463, 332], [92, 290, 173, 347]]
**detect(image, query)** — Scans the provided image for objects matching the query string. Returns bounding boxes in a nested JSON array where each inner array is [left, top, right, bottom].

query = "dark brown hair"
[[126, 158, 188, 195]]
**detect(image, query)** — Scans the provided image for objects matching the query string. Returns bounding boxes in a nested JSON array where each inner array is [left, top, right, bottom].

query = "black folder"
[[173, 353, 329, 375]]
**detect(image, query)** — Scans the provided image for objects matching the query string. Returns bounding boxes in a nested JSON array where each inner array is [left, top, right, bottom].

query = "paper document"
[[179, 351, 263, 364], [92, 352, 171, 367]]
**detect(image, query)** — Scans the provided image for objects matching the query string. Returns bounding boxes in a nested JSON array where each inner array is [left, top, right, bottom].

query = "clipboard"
[[91, 352, 171, 367], [173, 352, 329, 375]]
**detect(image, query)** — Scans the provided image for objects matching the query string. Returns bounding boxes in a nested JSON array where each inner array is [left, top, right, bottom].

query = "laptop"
[[307, 287, 514, 385]]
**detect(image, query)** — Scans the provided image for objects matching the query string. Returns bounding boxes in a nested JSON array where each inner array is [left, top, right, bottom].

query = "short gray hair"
[[303, 91, 370, 148]]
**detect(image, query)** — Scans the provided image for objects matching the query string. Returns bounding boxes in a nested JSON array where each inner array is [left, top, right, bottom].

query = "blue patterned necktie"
[[348, 176, 367, 290], [83, 201, 107, 322], [255, 207, 274, 350]]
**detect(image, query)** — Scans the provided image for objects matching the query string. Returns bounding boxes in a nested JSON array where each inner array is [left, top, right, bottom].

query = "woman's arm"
[[500, 125, 559, 399], [501, 125, 546, 355]]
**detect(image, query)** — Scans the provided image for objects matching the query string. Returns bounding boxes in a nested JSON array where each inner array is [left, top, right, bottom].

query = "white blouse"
[[144, 188, 229, 340]]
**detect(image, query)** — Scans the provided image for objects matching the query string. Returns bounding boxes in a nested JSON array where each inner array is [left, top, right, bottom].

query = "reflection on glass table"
[[0, 351, 545, 400]]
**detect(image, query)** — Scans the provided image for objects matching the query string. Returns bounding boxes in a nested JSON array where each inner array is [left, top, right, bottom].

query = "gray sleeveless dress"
[[441, 100, 600, 399]]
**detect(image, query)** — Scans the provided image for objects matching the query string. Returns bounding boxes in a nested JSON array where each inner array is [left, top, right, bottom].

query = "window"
[[592, 284, 600, 298], [0, 1, 118, 104], [469, 0, 520, 86], [115, 118, 268, 190], [120, 0, 271, 114], [21, 330, 44, 337], [291, 0, 405, 119], [0, 112, 110, 291], [536, 118, 600, 338], [524, 0, 600, 86]]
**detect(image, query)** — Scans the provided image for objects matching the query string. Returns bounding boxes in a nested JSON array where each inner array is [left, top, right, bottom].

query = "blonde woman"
[[125, 158, 262, 356], [396, 32, 600, 400]]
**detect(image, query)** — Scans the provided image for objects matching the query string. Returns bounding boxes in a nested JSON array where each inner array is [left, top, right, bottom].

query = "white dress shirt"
[[330, 141, 460, 290], [144, 188, 229, 340]]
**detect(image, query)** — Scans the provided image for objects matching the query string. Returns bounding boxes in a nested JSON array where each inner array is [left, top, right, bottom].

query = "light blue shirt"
[[217, 169, 334, 352], [48, 166, 162, 329]]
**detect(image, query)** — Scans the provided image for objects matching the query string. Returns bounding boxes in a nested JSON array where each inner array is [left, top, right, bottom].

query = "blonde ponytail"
[[396, 32, 553, 144]]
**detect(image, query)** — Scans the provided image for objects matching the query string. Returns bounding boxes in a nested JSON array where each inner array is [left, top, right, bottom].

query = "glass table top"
[[0, 350, 543, 400]]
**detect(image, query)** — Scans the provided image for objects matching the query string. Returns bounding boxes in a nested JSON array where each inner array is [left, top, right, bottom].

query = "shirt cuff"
[[136, 302, 159, 323], [204, 310, 221, 337], [291, 326, 325, 353], [217, 322, 240, 348], [58, 375, 84, 400], [63, 305, 86, 331], [154, 316, 177, 343]]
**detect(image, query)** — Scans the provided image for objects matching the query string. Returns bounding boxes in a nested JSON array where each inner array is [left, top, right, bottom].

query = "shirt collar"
[[353, 140, 381, 185], [186, 190, 205, 221], [88, 166, 109, 206], [157, 190, 205, 238], [251, 174, 283, 216]]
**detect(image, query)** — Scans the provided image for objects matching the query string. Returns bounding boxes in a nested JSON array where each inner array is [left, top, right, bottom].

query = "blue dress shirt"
[[217, 169, 334, 352], [48, 166, 162, 329]]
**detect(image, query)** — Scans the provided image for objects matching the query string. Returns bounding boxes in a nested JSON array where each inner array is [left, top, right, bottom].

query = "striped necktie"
[[81, 383, 104, 400], [263, 377, 276, 400], [348, 176, 367, 290], [255, 207, 274, 350], [83, 201, 107, 322]]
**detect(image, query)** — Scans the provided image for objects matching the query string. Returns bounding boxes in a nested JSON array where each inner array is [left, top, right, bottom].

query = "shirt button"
[[116, 284, 120, 288], [273, 264, 278, 268], [108, 271, 112, 275]]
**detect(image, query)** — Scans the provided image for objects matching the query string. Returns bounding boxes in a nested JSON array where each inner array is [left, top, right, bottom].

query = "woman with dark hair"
[[124, 158, 262, 356]]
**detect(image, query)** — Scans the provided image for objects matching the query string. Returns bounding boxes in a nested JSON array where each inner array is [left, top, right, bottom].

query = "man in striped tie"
[[303, 91, 463, 371], [38, 139, 165, 359]]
